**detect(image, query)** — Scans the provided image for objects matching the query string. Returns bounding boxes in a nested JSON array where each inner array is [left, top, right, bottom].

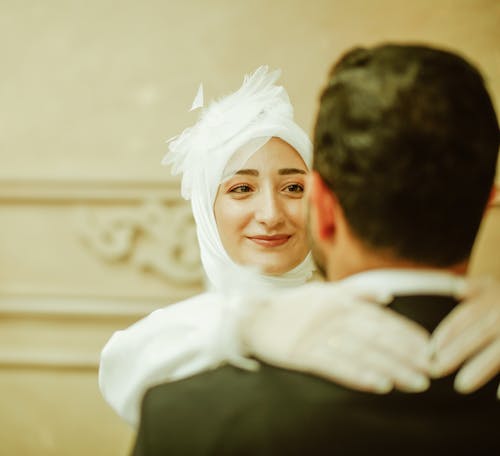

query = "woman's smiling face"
[[214, 137, 309, 275]]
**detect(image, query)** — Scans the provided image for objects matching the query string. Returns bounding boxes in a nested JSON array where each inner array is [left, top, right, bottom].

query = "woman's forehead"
[[231, 138, 307, 173], [246, 141, 306, 171]]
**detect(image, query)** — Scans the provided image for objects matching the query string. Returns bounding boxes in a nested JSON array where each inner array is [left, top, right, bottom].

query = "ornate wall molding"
[[0, 294, 172, 370], [0, 178, 205, 370], [77, 199, 203, 286], [0, 293, 168, 318], [0, 178, 181, 202], [0, 177, 204, 287]]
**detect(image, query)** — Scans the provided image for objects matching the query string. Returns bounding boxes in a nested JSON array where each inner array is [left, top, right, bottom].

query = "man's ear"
[[309, 171, 337, 241], [486, 186, 498, 209]]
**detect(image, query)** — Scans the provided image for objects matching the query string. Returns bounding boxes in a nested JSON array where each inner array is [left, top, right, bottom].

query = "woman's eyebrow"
[[278, 168, 307, 175], [233, 168, 306, 177], [235, 169, 259, 176]]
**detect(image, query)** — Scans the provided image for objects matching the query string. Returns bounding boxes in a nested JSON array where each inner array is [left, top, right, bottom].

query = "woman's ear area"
[[308, 171, 337, 241]]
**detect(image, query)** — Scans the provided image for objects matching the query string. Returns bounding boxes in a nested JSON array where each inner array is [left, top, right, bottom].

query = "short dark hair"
[[313, 44, 499, 267]]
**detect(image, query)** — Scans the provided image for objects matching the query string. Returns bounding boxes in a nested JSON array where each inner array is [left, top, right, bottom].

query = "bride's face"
[[214, 137, 309, 275]]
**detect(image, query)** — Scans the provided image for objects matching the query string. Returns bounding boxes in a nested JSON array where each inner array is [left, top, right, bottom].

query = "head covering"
[[163, 66, 315, 290]]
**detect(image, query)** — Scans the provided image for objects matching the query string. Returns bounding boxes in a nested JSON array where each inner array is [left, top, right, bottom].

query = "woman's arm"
[[99, 292, 246, 427], [100, 283, 437, 427]]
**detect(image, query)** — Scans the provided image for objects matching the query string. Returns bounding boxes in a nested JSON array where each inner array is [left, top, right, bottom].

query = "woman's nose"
[[254, 191, 284, 227]]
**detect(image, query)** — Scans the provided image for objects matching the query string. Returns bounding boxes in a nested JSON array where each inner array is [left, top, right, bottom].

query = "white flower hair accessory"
[[162, 65, 314, 291], [162, 65, 312, 202]]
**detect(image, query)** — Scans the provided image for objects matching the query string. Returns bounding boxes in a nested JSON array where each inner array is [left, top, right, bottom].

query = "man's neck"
[[326, 246, 468, 282]]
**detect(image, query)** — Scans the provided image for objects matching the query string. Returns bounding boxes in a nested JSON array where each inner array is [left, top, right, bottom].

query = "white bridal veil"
[[163, 66, 315, 290]]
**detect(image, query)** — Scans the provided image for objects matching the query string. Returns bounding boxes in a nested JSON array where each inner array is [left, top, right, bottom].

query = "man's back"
[[133, 295, 499, 455]]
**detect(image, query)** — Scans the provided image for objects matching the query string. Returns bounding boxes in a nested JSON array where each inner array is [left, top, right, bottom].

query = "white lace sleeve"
[[98, 291, 259, 427]]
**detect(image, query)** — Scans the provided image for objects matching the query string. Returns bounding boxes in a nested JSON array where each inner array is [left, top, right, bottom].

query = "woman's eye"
[[229, 184, 252, 193], [284, 183, 304, 194]]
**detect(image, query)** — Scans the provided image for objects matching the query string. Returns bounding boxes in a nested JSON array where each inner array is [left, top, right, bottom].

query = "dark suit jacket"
[[132, 295, 500, 455]]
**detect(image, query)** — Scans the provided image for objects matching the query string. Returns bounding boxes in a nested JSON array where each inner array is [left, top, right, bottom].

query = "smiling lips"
[[247, 234, 291, 247]]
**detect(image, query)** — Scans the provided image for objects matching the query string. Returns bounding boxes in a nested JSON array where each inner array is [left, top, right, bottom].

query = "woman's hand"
[[430, 277, 500, 398], [242, 282, 431, 394]]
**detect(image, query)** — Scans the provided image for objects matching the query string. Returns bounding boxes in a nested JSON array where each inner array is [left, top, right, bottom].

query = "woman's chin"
[[233, 249, 309, 276], [256, 258, 305, 276]]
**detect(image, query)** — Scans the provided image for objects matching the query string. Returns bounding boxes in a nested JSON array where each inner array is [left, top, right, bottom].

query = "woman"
[[100, 67, 319, 426], [99, 66, 500, 427]]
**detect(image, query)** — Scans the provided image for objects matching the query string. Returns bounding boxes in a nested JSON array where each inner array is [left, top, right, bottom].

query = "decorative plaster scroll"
[[77, 199, 204, 286]]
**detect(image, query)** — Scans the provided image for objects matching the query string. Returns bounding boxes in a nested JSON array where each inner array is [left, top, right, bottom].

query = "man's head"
[[309, 44, 499, 280]]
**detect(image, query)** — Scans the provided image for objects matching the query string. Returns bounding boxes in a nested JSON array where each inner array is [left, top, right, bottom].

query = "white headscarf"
[[163, 66, 315, 291]]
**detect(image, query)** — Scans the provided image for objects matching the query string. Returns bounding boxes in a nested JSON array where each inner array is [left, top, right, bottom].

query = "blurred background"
[[0, 1, 499, 454]]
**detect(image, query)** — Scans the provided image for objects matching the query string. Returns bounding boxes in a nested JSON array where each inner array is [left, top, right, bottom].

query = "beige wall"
[[0, 1, 499, 455]]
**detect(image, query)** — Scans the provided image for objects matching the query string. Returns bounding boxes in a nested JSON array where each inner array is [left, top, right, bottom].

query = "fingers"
[[432, 295, 500, 351], [306, 349, 394, 394], [432, 300, 485, 352], [306, 339, 429, 394], [327, 306, 430, 392], [300, 317, 430, 394], [431, 279, 500, 378], [431, 313, 499, 378], [351, 324, 430, 392], [354, 347, 430, 393], [351, 328, 428, 374], [347, 306, 431, 371], [454, 338, 500, 394]]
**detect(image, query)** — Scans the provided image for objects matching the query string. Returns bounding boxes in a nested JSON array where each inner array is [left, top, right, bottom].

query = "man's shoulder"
[[139, 365, 353, 455], [138, 362, 499, 455], [144, 363, 347, 409]]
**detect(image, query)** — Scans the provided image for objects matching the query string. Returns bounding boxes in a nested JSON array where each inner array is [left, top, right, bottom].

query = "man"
[[132, 44, 499, 455]]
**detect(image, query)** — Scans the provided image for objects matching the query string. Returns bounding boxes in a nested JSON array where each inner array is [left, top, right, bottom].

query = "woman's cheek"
[[288, 200, 306, 226], [226, 200, 251, 228]]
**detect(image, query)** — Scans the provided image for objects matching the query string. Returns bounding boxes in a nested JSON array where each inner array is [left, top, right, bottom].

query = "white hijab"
[[163, 66, 315, 291]]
